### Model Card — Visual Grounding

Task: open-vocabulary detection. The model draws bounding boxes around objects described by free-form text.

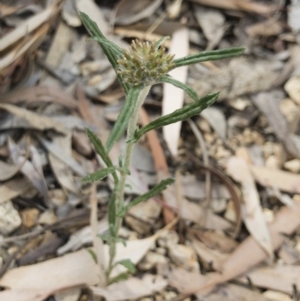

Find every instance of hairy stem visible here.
[107,85,151,282]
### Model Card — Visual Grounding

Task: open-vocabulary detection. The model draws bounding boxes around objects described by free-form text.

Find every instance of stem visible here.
[107,85,151,282]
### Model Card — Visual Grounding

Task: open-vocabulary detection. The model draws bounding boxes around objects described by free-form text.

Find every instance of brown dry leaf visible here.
[188,0,276,15]
[239,265,300,295]
[190,57,279,101]
[0,249,100,301]
[0,230,168,300]
[251,91,300,159]
[114,0,163,25]
[250,165,300,194]
[91,275,167,301]
[161,176,233,231]
[285,76,300,105]
[47,134,79,194]
[0,104,67,134]
[0,23,49,71]
[194,199,300,295]
[8,139,49,202]
[58,219,108,254]
[191,238,227,270]
[162,27,189,157]
[0,1,60,52]
[204,283,270,301]
[200,107,227,140]
[246,19,283,37]
[0,177,32,205]
[0,3,24,18]
[39,137,85,177]
[167,268,207,293]
[227,156,273,258]
[0,160,23,181]
[194,5,226,50]
[1,86,78,109]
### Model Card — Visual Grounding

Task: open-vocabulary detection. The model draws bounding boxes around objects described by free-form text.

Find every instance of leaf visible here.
[106,86,143,152]
[0,178,31,205]
[79,11,130,94]
[82,166,116,183]
[227,157,273,258]
[85,129,118,183]
[108,272,129,284]
[114,0,163,25]
[91,275,167,301]
[173,47,245,68]
[8,139,50,203]
[134,92,219,141]
[116,259,136,274]
[160,75,198,101]
[125,178,175,211]
[87,249,98,264]
[0,104,67,134]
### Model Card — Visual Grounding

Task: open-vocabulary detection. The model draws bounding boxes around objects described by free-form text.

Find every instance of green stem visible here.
[107,85,150,282]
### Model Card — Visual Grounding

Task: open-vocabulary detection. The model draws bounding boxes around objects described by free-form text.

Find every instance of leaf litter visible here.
[2,1,300,301]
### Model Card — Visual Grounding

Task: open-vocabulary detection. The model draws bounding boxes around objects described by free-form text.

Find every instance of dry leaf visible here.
[200,107,227,140]
[91,275,167,301]
[0,104,67,134]
[195,199,300,295]
[240,265,300,295]
[0,86,78,109]
[0,1,59,52]
[227,156,273,258]
[162,27,189,157]
[0,177,32,205]
[188,0,276,15]
[194,6,226,50]
[250,165,300,194]
[8,139,49,202]
[114,0,163,25]
[0,160,22,182]
[39,136,86,177]
[251,91,300,159]
[0,249,100,301]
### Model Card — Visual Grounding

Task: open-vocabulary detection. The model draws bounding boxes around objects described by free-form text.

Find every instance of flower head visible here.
[117,39,175,87]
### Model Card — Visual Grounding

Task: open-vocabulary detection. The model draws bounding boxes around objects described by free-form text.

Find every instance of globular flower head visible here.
[117,39,175,87]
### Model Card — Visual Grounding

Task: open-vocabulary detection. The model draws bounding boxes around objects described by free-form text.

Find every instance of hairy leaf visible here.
[86,129,118,184]
[173,47,245,68]
[117,259,136,274]
[159,75,198,101]
[106,86,143,152]
[79,11,130,94]
[134,93,219,141]
[82,166,116,183]
[126,178,175,211]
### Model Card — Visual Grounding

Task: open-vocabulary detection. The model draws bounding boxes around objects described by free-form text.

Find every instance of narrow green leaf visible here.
[159,75,198,101]
[117,259,136,274]
[82,166,115,183]
[173,47,245,68]
[87,249,98,263]
[109,223,117,238]
[92,36,123,57]
[105,86,142,152]
[134,92,219,141]
[85,129,118,184]
[79,11,130,94]
[108,272,129,284]
[155,36,170,50]
[126,178,175,211]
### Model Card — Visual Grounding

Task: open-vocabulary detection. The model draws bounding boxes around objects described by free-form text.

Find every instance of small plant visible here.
[80,12,244,285]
